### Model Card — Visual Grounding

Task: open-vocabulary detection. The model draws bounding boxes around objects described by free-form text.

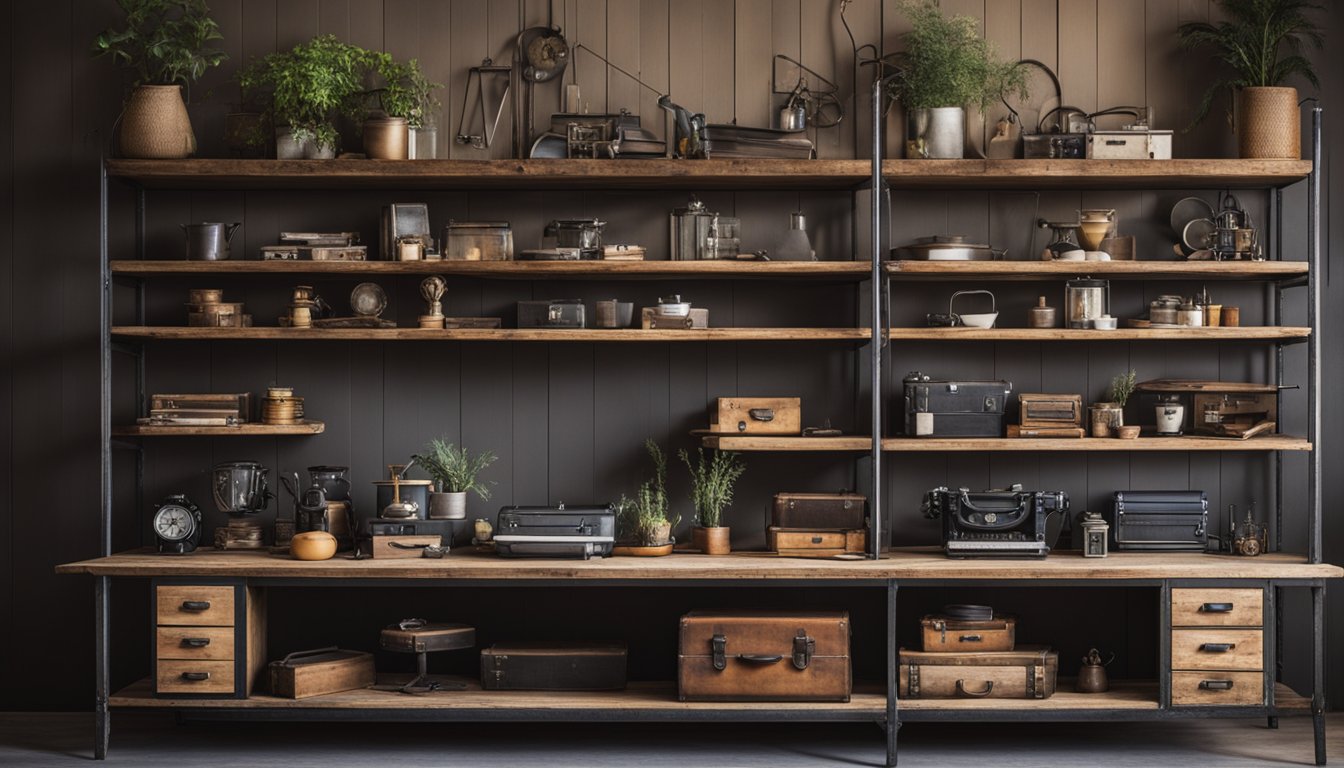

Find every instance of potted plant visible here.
[1108,370,1140,439]
[889,0,1028,159]
[678,447,746,555]
[1179,0,1323,159]
[238,35,374,159]
[361,55,441,159]
[91,0,226,159]
[413,439,496,520]
[614,441,678,555]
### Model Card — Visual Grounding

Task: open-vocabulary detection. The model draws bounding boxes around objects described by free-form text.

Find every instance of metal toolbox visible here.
[494,504,616,559]
[903,373,1011,437]
[480,642,627,690]
[1108,490,1208,551]
[898,646,1058,700]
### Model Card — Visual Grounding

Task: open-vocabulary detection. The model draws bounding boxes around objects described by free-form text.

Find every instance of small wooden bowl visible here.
[1116,425,1142,439]
[290,531,338,561]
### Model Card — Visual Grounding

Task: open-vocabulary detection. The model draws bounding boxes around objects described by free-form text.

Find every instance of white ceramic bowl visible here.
[958,312,998,329]
[1094,315,1118,331]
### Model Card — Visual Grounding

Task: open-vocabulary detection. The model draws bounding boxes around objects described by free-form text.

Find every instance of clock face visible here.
[154,505,196,541]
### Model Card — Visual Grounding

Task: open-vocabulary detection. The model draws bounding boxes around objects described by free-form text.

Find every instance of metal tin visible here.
[670,196,740,260]
[1027,296,1057,328]
[1064,279,1110,329]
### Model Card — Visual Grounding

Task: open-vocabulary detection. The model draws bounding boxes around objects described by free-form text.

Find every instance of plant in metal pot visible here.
[1108,369,1141,438]
[359,54,441,159]
[91,0,226,159]
[678,447,745,555]
[1178,0,1323,158]
[888,0,1028,159]
[413,439,496,520]
[615,440,677,550]
[238,35,375,158]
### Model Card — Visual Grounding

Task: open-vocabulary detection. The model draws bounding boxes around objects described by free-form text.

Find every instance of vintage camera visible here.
[922,485,1067,559]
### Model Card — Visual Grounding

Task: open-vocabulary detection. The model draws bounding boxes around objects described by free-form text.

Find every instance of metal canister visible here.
[1177,300,1203,327]
[1150,295,1182,325]
[670,196,713,260]
[1027,296,1057,328]
[1064,279,1110,329]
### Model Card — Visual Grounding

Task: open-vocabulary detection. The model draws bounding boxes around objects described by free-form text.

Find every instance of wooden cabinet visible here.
[151,581,266,699]
[1169,587,1266,708]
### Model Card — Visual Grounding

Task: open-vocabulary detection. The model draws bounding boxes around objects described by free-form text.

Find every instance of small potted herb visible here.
[889,0,1027,159]
[1090,370,1136,438]
[238,35,374,158]
[1179,0,1323,159]
[614,440,678,555]
[413,439,496,520]
[678,447,746,555]
[1109,370,1140,439]
[91,0,227,159]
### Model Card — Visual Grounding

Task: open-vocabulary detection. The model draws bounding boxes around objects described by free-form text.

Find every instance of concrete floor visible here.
[0,713,1338,767]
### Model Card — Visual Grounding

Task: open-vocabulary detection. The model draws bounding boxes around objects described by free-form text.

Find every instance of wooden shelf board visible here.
[55,547,1344,581]
[888,327,1310,342]
[113,421,325,436]
[110,260,874,280]
[111,326,870,343]
[106,158,872,191]
[882,159,1312,190]
[702,435,1311,452]
[887,260,1309,281]
[898,681,1158,711]
[108,677,885,716]
[105,158,1312,191]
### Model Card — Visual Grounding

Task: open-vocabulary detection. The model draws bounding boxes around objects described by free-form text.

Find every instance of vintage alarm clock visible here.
[153,494,203,554]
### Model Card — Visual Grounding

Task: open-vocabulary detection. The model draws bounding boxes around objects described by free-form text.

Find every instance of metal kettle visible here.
[182,222,241,261]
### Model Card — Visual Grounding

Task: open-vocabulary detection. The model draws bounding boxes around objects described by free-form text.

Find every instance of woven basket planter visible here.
[119,85,196,159]
[1236,86,1300,160]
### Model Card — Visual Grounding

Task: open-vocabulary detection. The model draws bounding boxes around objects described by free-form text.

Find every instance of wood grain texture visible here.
[111,327,872,342]
[56,548,1344,580]
[701,435,1311,452]
[111,260,875,278]
[155,626,235,661]
[155,660,236,695]
[113,421,326,436]
[1170,628,1264,671]
[156,586,235,626]
[1170,670,1265,707]
[887,261,1308,280]
[885,327,1310,341]
[1171,588,1265,627]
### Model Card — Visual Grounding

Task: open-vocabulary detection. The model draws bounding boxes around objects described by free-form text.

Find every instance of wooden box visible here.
[920,615,1016,653]
[678,611,850,702]
[898,646,1058,699]
[369,534,441,559]
[152,580,265,699]
[710,397,801,435]
[268,648,375,699]
[1018,393,1082,428]
[767,527,866,558]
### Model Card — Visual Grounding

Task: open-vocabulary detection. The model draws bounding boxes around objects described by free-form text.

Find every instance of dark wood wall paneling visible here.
[1,0,1340,710]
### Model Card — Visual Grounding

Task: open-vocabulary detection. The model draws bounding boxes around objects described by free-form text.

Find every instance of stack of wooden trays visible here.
[186,288,251,327]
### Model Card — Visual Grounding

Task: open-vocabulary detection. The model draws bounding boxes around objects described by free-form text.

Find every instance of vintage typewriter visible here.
[493,504,616,559]
[922,485,1068,559]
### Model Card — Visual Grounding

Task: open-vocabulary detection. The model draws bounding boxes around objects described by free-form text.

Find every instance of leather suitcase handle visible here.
[180,672,211,682]
[955,680,994,698]
[180,600,211,612]
[1199,643,1236,653]
[737,654,784,665]
[181,637,211,648]
[1199,679,1235,691]
[1200,602,1234,613]
[958,634,983,643]
[748,408,775,422]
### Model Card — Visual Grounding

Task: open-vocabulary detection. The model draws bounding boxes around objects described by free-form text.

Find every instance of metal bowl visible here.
[350,282,387,318]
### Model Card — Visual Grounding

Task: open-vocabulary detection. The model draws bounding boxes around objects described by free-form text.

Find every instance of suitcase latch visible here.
[792,630,815,670]
[711,634,727,671]
[908,664,920,697]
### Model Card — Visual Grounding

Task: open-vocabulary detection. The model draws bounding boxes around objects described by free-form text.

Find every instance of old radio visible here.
[904,373,1011,437]
[1107,490,1208,551]
[922,485,1066,559]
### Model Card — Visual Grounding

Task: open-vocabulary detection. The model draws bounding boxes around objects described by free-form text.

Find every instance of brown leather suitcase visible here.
[771,492,867,529]
[480,642,627,691]
[678,611,850,702]
[898,646,1058,700]
[767,527,866,558]
[920,614,1016,652]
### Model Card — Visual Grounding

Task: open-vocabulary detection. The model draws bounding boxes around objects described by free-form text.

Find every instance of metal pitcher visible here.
[183,222,241,261]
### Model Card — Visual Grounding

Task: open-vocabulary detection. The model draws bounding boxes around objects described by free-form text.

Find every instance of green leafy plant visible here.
[1108,369,1138,407]
[366,55,441,129]
[91,0,226,88]
[1178,0,1323,127]
[678,448,746,529]
[413,439,496,499]
[616,440,678,546]
[238,35,377,150]
[888,0,1028,111]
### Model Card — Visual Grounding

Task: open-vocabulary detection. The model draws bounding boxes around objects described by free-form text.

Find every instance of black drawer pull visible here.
[958,635,983,643]
[1199,679,1234,691]
[180,672,211,682]
[1199,602,1234,613]
[737,654,784,665]
[748,408,775,422]
[1199,643,1236,653]
[181,638,211,648]
[955,680,994,698]
[180,600,211,612]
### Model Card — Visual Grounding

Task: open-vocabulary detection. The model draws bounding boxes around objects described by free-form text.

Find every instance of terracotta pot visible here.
[364,115,409,159]
[119,85,196,159]
[692,526,731,555]
[1236,87,1300,159]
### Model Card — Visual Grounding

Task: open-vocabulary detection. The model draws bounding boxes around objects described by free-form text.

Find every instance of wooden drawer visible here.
[155,660,235,695]
[1171,588,1263,627]
[157,586,234,626]
[1171,629,1263,671]
[156,626,235,661]
[1171,670,1265,707]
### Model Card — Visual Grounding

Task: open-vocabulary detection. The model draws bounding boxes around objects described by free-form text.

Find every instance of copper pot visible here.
[692,526,731,555]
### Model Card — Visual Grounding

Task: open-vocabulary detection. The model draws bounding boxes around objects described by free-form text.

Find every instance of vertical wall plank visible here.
[983,0,1021,152]
[448,0,489,159]
[346,0,385,52]
[415,0,452,159]
[241,0,278,62]
[1095,0,1146,128]
[485,0,522,159]
[638,0,670,144]
[882,0,913,157]
[701,0,736,122]
[668,0,705,118]
[276,0,321,49]
[941,0,985,157]
[575,0,609,114]
[1057,0,1098,114]
[735,0,774,129]
[606,0,641,118]
[318,0,351,39]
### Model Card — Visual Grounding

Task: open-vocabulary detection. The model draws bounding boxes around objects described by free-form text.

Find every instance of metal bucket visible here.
[906,107,965,159]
